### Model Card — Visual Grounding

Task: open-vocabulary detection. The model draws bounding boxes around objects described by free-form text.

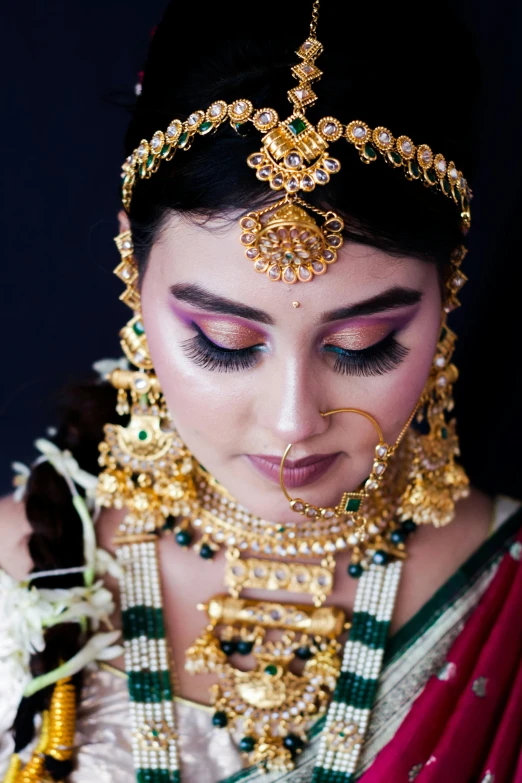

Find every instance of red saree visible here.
[360,519,522,783]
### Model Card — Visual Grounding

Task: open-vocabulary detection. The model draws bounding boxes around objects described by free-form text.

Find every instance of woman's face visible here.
[139,212,442,523]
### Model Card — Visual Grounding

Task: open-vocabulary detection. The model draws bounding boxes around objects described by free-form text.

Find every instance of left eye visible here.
[181,326,263,372]
[322,333,409,376]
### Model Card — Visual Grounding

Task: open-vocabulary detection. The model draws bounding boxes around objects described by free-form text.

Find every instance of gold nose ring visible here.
[279,408,390,520]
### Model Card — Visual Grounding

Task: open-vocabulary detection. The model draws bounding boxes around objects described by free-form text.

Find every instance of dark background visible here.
[2,1,521,497]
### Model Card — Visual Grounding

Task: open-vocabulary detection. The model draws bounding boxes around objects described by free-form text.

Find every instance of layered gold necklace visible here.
[96,376,420,778]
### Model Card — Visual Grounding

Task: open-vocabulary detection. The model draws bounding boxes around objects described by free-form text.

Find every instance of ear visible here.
[118,210,131,234]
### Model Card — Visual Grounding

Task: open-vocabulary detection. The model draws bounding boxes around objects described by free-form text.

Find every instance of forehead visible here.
[144,212,436,316]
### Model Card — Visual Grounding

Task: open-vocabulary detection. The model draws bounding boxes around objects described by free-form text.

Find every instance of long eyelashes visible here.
[181,326,262,372]
[322,333,409,376]
[182,325,409,376]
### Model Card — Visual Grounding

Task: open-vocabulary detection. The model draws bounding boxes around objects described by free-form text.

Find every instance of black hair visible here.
[125,0,480,278]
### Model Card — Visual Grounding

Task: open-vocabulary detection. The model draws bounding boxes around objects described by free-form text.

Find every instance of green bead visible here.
[401,519,417,534]
[288,117,307,136]
[237,640,254,655]
[212,711,228,727]
[264,664,278,676]
[345,497,361,513]
[133,320,145,335]
[198,121,213,134]
[348,562,363,578]
[441,426,448,440]
[175,529,192,547]
[372,549,389,566]
[199,543,214,559]
[138,430,148,441]
[363,143,377,160]
[220,640,237,656]
[295,645,313,660]
[239,736,256,752]
[178,132,189,148]
[283,733,304,752]
[390,530,405,545]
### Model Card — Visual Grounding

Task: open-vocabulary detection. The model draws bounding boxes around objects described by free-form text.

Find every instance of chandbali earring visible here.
[97,232,197,535]
[398,245,470,527]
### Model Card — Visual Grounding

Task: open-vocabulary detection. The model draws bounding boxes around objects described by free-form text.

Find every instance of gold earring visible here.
[96,232,197,539]
[398,247,470,528]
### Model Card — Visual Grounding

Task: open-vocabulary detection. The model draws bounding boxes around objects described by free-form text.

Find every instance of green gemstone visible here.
[212,711,228,728]
[409,160,421,179]
[364,143,377,160]
[264,664,278,676]
[278,526,285,533]
[288,117,307,136]
[339,732,345,738]
[441,426,448,440]
[285,252,294,260]
[133,320,145,335]
[345,497,361,513]
[388,150,402,166]
[440,327,448,341]
[139,163,147,178]
[178,132,189,148]
[442,178,451,195]
[237,640,254,655]
[199,543,214,560]
[146,154,154,170]
[198,121,213,134]
[426,169,437,185]
[160,143,171,158]
[239,736,256,752]
[138,430,148,441]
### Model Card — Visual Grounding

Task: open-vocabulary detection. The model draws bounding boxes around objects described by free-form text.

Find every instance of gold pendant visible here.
[186,594,346,772]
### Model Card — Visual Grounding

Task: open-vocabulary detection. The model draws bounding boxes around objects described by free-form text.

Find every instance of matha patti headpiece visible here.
[121,0,471,284]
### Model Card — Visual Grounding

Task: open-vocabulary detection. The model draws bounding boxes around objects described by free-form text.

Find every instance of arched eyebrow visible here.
[169,283,275,324]
[169,283,422,325]
[320,287,423,322]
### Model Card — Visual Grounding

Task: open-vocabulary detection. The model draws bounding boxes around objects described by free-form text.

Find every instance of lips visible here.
[246,452,341,488]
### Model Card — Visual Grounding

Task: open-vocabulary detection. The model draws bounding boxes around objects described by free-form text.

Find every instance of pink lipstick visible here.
[246,453,340,488]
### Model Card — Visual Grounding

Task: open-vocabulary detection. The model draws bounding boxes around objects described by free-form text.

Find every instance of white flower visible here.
[0,570,53,667]
[11,461,30,502]
[95,547,123,580]
[92,357,129,380]
[39,580,115,631]
[23,631,123,698]
[34,438,98,501]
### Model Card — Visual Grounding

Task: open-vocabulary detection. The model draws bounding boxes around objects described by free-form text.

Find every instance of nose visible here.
[261,355,329,446]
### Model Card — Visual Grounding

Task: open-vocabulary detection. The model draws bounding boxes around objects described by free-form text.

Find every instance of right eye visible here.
[181,325,264,373]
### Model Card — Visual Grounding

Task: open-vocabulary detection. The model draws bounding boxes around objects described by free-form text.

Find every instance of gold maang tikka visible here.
[120,0,471,286]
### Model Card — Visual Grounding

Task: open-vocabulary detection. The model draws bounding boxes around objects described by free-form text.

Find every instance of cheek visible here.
[358,303,441,444]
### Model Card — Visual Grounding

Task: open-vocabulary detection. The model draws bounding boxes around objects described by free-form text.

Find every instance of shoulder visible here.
[0,494,33,580]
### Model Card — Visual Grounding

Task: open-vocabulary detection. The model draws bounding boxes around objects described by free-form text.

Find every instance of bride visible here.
[1,1,521,782]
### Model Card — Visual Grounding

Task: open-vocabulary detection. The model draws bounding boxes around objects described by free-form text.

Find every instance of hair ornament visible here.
[121,0,471,285]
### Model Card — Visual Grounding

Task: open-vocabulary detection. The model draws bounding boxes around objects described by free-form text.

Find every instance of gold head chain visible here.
[119,0,471,285]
